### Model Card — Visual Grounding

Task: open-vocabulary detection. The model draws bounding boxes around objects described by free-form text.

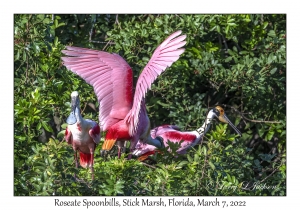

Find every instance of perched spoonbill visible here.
[62,30,186,158]
[64,91,101,180]
[133,106,242,160]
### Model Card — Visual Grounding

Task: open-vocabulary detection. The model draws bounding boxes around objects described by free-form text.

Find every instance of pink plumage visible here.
[125,31,186,136]
[62,49,133,131]
[62,31,186,158]
[133,125,203,161]
[64,91,101,180]
[65,121,100,179]
[133,106,243,160]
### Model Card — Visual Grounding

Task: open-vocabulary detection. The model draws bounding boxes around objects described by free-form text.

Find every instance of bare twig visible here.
[81,102,87,115]
[102,40,114,51]
[136,180,151,194]
[89,15,99,43]
[75,176,92,187]
[89,40,115,45]
[200,154,208,180]
[25,52,29,83]
[115,14,122,30]
[45,76,54,85]
[14,60,26,72]
[141,162,156,169]
[89,29,94,42]
[223,104,282,124]
[260,159,285,183]
[208,80,223,91]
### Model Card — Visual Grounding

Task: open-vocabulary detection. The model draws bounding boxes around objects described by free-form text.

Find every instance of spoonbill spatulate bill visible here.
[62,30,186,158]
[133,106,242,161]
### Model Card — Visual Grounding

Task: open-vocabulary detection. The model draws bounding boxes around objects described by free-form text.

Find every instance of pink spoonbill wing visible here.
[62,47,134,131]
[125,30,186,136]
[62,30,186,137]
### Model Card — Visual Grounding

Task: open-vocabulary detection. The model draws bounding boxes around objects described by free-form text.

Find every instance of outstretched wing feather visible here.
[62,47,133,131]
[126,31,186,135]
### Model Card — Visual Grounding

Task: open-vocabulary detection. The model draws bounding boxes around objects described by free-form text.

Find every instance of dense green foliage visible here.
[14,14,286,196]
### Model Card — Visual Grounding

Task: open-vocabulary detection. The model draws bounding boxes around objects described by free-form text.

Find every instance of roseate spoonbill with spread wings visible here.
[64,91,101,180]
[133,106,242,161]
[62,30,186,158]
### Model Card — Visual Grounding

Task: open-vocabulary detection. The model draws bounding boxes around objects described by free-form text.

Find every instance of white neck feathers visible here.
[196,109,215,135]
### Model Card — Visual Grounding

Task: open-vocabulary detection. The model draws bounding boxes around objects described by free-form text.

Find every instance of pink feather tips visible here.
[159,30,183,48]
[128,30,187,136]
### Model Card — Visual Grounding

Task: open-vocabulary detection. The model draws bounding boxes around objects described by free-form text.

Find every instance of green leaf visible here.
[225,25,229,34]
[194,153,199,162]
[254,159,261,167]
[54,19,58,28]
[270,68,277,74]
[15,26,19,35]
[57,130,66,139]
[216,25,220,33]
[187,154,193,162]
[227,23,237,26]
[208,161,215,170]
[54,36,58,47]
[177,161,188,168]
[226,173,232,182]
[31,145,38,154]
[268,30,276,37]
[37,14,45,20]
[15,50,20,60]
[22,51,26,61]
[41,121,53,132]
[231,176,236,184]
[43,18,50,24]
[202,146,207,156]
[266,130,275,141]
[61,123,68,129]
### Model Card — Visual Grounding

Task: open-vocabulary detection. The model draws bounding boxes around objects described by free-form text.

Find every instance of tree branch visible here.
[141,162,156,169]
[260,159,285,183]
[81,102,87,115]
[115,14,122,30]
[223,104,282,124]
[102,40,115,51]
